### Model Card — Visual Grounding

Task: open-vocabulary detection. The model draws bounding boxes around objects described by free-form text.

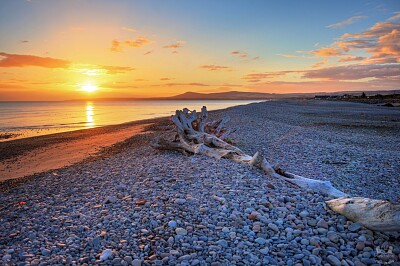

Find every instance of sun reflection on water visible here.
[86,102,95,128]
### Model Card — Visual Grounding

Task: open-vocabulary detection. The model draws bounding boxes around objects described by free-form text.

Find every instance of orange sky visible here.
[0,1,399,100]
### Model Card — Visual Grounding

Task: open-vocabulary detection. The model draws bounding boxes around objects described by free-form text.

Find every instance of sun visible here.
[81,84,98,93]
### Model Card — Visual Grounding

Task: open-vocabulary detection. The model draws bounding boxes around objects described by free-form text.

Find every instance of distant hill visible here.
[66,90,400,102]
[169,91,290,100]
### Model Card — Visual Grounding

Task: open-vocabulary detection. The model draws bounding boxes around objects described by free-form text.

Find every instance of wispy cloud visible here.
[199,65,233,71]
[312,58,328,68]
[242,71,294,82]
[111,37,153,52]
[338,55,366,62]
[326,15,368,29]
[388,11,400,21]
[163,41,185,49]
[160,77,174,81]
[310,47,343,57]
[304,64,400,80]
[144,50,153,55]
[121,27,136,32]
[153,82,209,87]
[20,40,29,43]
[0,52,70,68]
[0,52,135,76]
[231,50,248,58]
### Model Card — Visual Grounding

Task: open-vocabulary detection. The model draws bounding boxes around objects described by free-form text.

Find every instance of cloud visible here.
[0,52,70,68]
[111,37,153,52]
[20,40,29,43]
[242,71,294,82]
[100,65,135,74]
[199,65,233,71]
[338,55,366,62]
[160,77,174,81]
[153,82,209,87]
[144,50,153,55]
[310,47,343,57]
[121,27,136,32]
[312,58,328,68]
[303,64,400,80]
[163,41,185,49]
[326,15,368,29]
[388,12,400,21]
[230,50,248,58]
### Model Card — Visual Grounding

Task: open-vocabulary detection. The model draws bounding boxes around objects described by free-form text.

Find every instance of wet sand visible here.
[0,117,171,183]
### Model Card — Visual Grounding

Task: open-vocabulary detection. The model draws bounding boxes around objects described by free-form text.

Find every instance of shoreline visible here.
[1,99,399,265]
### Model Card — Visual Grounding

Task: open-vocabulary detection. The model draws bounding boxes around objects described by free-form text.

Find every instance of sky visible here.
[0,0,399,101]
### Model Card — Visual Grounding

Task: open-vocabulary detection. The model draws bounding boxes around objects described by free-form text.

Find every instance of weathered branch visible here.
[151,106,398,231]
[326,197,400,231]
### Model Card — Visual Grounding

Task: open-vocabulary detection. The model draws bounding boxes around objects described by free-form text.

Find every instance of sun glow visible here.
[81,84,98,93]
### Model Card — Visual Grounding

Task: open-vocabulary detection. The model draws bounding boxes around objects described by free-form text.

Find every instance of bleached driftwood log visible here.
[151,106,399,231]
[326,197,400,231]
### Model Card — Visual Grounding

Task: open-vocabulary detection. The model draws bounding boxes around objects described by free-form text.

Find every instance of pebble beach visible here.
[1,100,399,266]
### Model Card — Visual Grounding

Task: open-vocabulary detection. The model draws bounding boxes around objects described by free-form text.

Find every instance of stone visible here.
[168,221,177,228]
[132,259,142,266]
[348,222,361,232]
[105,196,117,204]
[299,211,309,218]
[222,227,230,233]
[316,219,328,229]
[326,255,341,266]
[175,228,188,236]
[260,248,269,255]
[268,223,279,232]
[255,237,267,245]
[356,242,365,251]
[41,249,51,256]
[100,249,113,261]
[174,198,187,204]
[216,240,228,248]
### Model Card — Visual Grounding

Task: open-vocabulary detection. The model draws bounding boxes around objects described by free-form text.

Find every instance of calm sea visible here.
[0,100,261,141]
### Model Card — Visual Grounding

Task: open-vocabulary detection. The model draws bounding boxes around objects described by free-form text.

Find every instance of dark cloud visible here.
[0,52,70,68]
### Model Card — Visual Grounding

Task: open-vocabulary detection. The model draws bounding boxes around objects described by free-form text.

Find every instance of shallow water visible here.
[0,100,262,141]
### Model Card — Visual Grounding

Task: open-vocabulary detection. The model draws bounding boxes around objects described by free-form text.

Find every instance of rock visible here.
[316,219,328,229]
[260,248,269,255]
[174,198,187,204]
[248,211,260,220]
[2,255,11,261]
[255,237,267,245]
[299,211,309,218]
[356,242,365,251]
[168,221,177,228]
[222,227,230,233]
[348,222,361,232]
[268,223,279,232]
[216,240,228,248]
[100,249,113,261]
[301,239,310,245]
[153,177,162,182]
[267,183,275,189]
[175,228,188,236]
[132,259,142,266]
[326,255,341,266]
[134,200,147,205]
[41,249,51,256]
[105,196,117,204]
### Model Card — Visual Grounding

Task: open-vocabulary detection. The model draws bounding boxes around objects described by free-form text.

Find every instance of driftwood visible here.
[326,197,400,231]
[151,106,400,231]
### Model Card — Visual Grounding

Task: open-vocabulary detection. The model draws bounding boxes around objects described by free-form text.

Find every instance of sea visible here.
[0,100,262,141]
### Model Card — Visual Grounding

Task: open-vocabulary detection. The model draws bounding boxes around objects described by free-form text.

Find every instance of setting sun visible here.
[81,84,98,93]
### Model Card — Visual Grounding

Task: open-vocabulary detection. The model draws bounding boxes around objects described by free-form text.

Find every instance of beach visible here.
[1,100,399,265]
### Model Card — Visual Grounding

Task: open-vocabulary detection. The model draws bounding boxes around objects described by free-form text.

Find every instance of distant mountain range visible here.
[68,90,400,101]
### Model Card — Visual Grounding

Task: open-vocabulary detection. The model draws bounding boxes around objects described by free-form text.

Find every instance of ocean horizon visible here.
[0,100,262,141]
